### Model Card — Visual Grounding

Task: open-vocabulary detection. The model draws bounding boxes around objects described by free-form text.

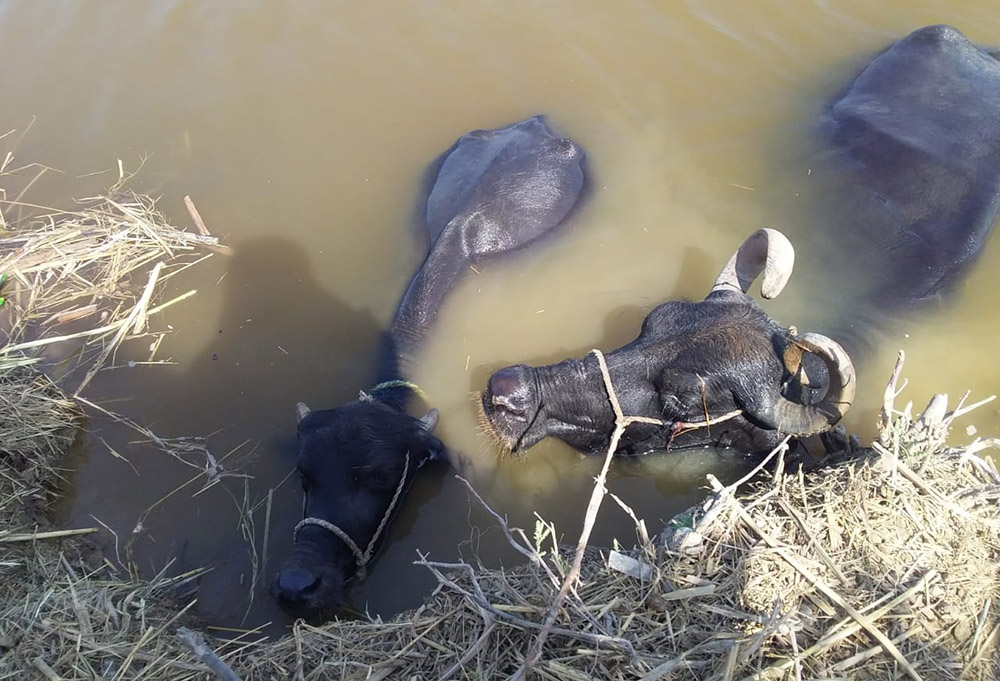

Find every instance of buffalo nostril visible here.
[492,393,525,415]
[487,366,531,417]
[277,568,320,599]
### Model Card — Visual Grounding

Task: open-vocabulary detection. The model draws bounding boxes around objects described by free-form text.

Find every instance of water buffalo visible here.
[482,228,855,456]
[827,25,1000,307]
[271,116,586,615]
[812,24,1000,356]
[482,24,1000,458]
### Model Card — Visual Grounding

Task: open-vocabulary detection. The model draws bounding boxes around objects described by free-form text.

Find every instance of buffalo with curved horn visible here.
[272,115,586,616]
[799,25,1000,358]
[482,228,855,457]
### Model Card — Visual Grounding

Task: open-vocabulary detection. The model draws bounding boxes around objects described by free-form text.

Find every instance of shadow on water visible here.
[171,236,388,631]
[57,119,601,638]
[56,236,440,635]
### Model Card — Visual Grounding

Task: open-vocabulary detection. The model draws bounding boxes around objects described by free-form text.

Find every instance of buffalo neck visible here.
[383,224,468,380]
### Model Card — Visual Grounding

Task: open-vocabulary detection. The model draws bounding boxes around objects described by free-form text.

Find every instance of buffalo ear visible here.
[422,431,446,461]
[415,408,444,460]
[416,422,446,460]
[296,402,336,438]
[418,408,440,432]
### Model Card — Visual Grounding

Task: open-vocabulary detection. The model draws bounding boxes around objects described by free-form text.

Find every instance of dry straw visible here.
[221,352,1000,681]
[0,142,231,679]
[1,139,999,679]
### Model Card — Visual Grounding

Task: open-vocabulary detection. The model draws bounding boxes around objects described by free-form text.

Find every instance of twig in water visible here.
[0,289,197,357]
[722,434,791,494]
[184,195,211,236]
[511,348,651,678]
[879,350,907,442]
[455,475,540,565]
[73,261,163,396]
[950,394,997,420]
[0,527,98,543]
[457,475,593,624]
[177,627,244,681]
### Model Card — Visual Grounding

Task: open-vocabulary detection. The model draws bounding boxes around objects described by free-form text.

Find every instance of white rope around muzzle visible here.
[293,451,411,581]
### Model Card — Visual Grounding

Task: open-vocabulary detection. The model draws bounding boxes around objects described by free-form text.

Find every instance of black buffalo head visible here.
[481,229,856,457]
[271,386,443,615]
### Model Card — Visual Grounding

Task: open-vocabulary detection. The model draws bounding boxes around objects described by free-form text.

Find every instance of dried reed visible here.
[0,155,227,396]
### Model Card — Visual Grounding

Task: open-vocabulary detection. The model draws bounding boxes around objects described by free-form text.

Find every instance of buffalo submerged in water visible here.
[271,116,586,616]
[483,228,856,456]
[481,25,1000,458]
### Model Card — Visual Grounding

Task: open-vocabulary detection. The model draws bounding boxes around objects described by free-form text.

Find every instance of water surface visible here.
[2,0,999,634]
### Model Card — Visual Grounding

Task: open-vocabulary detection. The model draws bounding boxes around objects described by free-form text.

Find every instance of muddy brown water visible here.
[3,1,1000,636]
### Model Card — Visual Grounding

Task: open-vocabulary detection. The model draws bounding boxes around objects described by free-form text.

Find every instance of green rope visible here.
[370,379,427,400]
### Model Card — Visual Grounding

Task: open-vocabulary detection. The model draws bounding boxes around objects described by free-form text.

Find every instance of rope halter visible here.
[293,452,411,581]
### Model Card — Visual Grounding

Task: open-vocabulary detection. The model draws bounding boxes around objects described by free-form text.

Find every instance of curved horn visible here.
[711,228,795,299]
[748,332,856,436]
[295,402,312,424]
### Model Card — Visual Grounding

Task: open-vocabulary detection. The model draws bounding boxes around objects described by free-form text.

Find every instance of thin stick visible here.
[0,528,98,543]
[261,488,274,580]
[724,434,790,492]
[456,475,539,565]
[74,261,163,396]
[184,195,211,236]
[513,348,644,678]
[294,620,305,681]
[879,350,906,440]
[950,394,997,420]
[177,627,244,681]
[828,629,918,674]
[671,409,743,439]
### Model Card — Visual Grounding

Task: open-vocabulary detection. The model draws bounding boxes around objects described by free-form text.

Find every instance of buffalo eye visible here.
[299,470,310,492]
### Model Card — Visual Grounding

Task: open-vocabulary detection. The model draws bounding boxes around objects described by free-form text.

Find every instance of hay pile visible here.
[1,150,999,680]
[649,365,1000,680]
[0,151,233,679]
[0,155,226,394]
